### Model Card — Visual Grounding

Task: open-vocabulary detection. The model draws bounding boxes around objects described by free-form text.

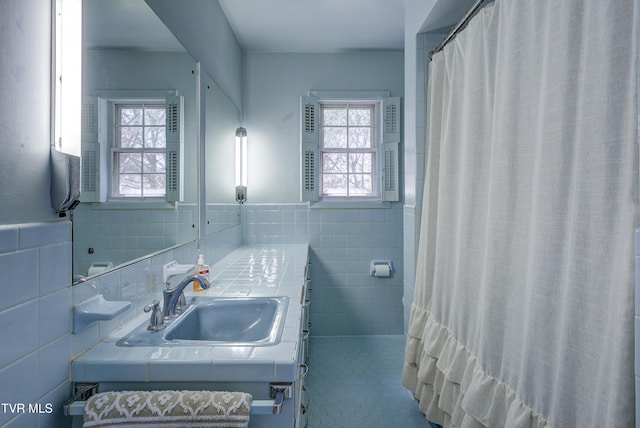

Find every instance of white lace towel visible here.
[83,390,252,428]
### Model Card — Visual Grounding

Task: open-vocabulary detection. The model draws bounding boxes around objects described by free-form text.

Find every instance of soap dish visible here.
[73,294,131,333]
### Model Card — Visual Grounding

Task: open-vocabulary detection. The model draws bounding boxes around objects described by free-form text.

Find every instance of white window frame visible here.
[110,100,167,201]
[300,91,400,208]
[319,101,380,200]
[80,90,184,208]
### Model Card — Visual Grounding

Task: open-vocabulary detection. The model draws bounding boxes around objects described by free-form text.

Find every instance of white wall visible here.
[242,51,404,203]
[403,0,437,208]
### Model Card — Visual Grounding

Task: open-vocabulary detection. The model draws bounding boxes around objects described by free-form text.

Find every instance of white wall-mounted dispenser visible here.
[51,147,80,217]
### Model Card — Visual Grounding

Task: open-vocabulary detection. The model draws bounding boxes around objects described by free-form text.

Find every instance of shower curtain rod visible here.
[429,0,488,59]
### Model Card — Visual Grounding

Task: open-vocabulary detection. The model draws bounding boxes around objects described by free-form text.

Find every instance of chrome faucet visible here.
[162,274,210,318]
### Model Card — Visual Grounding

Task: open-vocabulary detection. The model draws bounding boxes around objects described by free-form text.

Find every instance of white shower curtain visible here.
[403,1,638,427]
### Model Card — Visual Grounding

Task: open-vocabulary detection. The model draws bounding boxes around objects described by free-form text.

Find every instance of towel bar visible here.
[64,398,278,416]
[63,383,294,417]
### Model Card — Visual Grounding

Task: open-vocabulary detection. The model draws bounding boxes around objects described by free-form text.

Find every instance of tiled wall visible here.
[72,203,199,278]
[205,204,241,235]
[73,203,241,278]
[0,221,242,428]
[242,204,309,245]
[1,203,400,426]
[71,225,243,358]
[243,203,404,335]
[0,222,73,428]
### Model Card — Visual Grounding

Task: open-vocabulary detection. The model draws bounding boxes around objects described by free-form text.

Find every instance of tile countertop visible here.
[71,244,309,384]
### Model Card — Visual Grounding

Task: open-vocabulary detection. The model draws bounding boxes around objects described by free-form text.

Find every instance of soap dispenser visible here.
[194,253,210,291]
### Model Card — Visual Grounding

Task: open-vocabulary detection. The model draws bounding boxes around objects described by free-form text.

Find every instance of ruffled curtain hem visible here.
[402,304,550,428]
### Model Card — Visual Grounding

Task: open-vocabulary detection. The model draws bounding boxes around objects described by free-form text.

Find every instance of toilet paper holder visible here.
[370,260,393,277]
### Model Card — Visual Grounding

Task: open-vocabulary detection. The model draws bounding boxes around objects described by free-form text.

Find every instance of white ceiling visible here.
[218,0,405,52]
[83,0,184,51]
[84,0,472,54]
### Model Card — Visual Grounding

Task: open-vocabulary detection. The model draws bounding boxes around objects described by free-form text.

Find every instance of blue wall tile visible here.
[0,301,38,368]
[0,249,39,311]
[243,203,404,335]
[39,242,72,296]
[0,227,18,254]
[0,352,39,426]
[38,288,71,346]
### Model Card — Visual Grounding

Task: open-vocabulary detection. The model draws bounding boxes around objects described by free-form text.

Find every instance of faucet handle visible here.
[143,299,160,312]
[143,299,165,331]
[175,292,188,313]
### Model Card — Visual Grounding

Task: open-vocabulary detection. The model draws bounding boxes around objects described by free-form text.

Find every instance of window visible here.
[300,93,400,205]
[80,93,183,204]
[111,102,167,198]
[320,103,378,198]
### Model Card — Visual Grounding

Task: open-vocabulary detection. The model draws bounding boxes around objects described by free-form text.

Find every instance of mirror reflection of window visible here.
[112,101,167,198]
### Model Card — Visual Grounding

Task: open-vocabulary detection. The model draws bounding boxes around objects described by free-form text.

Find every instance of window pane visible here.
[143,153,166,173]
[118,153,142,173]
[143,174,166,196]
[348,108,371,126]
[120,127,143,148]
[348,153,373,173]
[323,153,347,173]
[118,174,142,196]
[349,174,373,195]
[120,107,143,126]
[112,101,169,199]
[144,127,166,148]
[323,108,347,126]
[322,174,347,196]
[144,107,165,126]
[323,127,347,148]
[348,127,372,148]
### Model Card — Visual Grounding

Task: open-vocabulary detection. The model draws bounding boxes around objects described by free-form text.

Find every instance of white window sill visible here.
[308,200,391,209]
[88,200,177,210]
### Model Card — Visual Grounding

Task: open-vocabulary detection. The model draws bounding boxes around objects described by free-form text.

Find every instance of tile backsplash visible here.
[242,203,404,335]
[72,203,199,278]
[71,225,243,357]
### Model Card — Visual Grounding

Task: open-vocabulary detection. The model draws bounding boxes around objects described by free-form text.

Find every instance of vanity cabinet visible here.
[70,244,310,428]
[294,265,311,428]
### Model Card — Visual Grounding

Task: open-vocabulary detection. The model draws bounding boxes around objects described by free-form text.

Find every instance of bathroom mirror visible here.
[72,0,237,279]
[204,73,242,234]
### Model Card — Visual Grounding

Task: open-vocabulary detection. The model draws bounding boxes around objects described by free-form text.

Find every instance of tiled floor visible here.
[305,335,435,428]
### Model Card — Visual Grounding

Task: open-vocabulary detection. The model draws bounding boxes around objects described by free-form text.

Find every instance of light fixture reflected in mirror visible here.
[235,127,247,204]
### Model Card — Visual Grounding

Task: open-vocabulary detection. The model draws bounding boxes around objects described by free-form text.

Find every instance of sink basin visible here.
[116,296,289,347]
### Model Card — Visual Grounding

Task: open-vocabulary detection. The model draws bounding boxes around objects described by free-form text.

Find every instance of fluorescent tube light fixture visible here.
[235,127,247,204]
